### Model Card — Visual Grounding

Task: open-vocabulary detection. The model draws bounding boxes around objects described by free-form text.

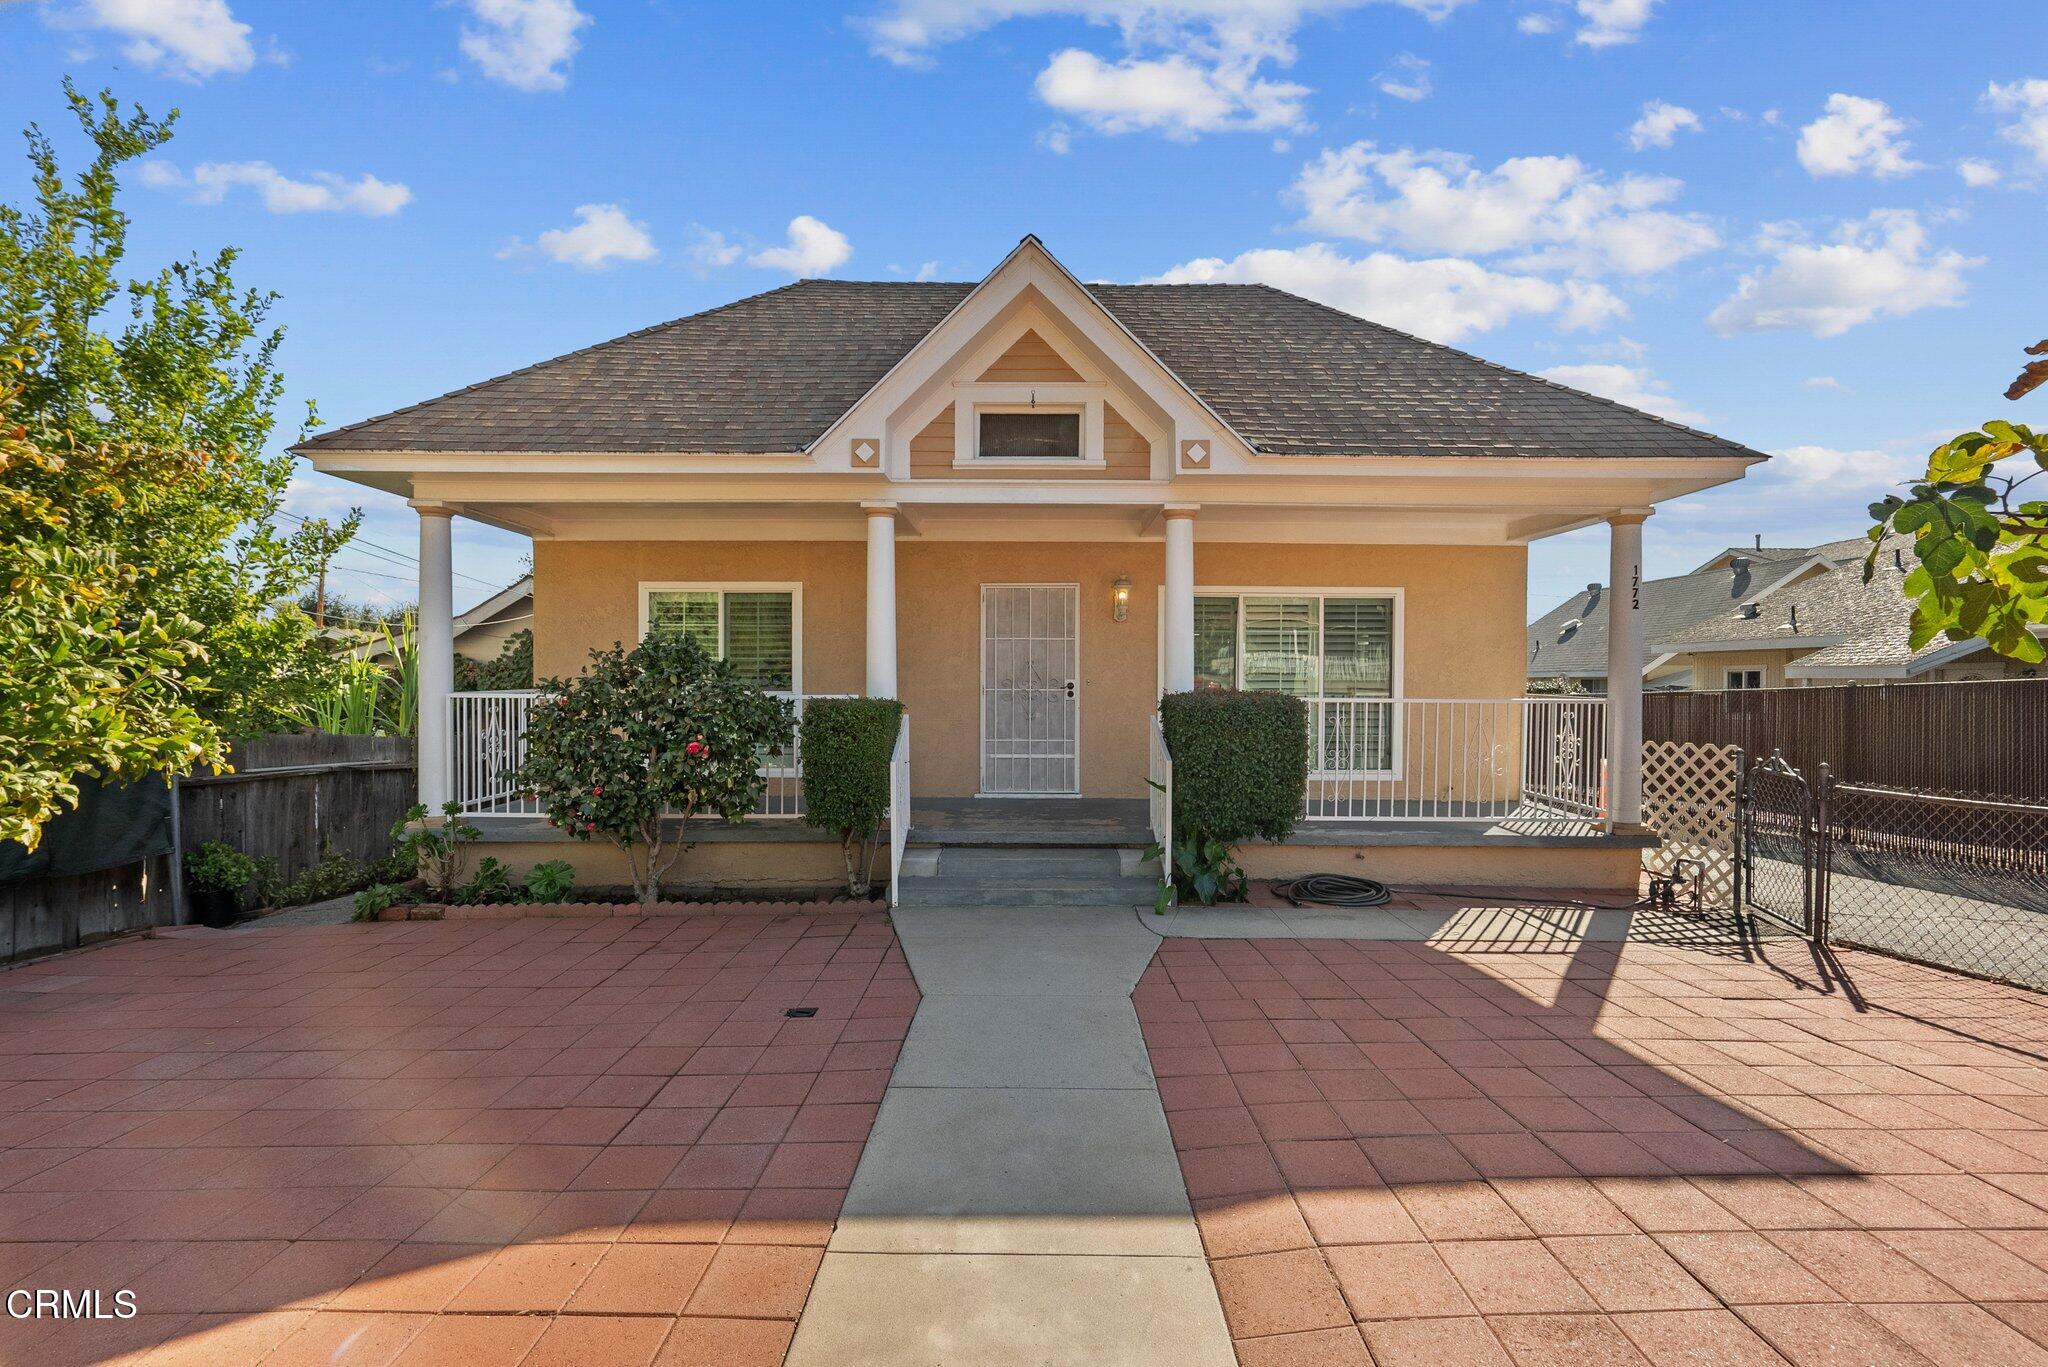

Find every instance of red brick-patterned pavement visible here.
[0,909,913,1366]
[1136,919,2048,1367]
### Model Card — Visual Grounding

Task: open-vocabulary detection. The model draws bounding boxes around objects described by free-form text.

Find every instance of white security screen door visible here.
[980,584,1080,795]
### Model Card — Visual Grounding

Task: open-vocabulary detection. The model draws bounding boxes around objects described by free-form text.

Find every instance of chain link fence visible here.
[1737,752,2048,991]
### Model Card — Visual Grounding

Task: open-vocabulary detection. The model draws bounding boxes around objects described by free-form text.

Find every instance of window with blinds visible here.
[1191,593,1395,702]
[644,589,795,691]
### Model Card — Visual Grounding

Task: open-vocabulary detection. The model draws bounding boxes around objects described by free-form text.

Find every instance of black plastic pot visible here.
[189,886,242,929]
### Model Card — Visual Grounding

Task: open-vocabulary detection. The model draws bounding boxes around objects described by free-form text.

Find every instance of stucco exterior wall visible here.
[467,834,847,891]
[532,538,1529,799]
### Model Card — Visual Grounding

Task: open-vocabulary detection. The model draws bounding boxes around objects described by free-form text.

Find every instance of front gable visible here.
[813,237,1252,480]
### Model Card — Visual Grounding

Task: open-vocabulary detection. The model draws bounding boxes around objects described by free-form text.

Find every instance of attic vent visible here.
[1729,556,1752,574]
[1788,604,1800,632]
[1559,618,1582,640]
[1738,602,1760,619]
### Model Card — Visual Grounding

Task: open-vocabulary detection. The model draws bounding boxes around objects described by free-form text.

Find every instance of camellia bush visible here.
[1155,688,1309,906]
[800,696,904,898]
[515,632,793,903]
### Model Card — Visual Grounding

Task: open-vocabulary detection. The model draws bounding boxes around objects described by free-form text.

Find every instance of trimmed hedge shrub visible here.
[1160,688,1308,843]
[801,696,905,897]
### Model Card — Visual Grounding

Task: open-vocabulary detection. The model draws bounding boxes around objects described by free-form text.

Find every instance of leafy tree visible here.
[516,633,792,903]
[1,82,346,737]
[1867,417,2048,666]
[0,355,228,848]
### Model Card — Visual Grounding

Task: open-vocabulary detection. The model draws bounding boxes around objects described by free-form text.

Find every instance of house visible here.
[354,575,533,666]
[1528,533,2045,692]
[296,236,1765,894]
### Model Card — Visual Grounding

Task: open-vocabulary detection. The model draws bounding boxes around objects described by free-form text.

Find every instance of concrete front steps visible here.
[894,845,1161,908]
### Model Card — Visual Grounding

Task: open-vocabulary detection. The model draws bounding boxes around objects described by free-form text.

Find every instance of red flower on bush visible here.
[685,741,704,756]
[592,785,603,796]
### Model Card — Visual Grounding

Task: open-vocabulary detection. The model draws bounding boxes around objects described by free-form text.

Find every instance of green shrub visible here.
[514,632,793,903]
[1157,689,1307,904]
[457,856,515,905]
[799,697,904,897]
[353,883,397,921]
[392,801,483,903]
[186,840,256,894]
[523,859,576,903]
[1160,689,1308,841]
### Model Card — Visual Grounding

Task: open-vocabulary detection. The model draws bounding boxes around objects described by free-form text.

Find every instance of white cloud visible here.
[139,160,411,216]
[1803,376,1845,390]
[1035,48,1308,137]
[459,0,590,92]
[1292,142,1718,277]
[861,1,1473,141]
[1628,100,1700,151]
[913,260,943,281]
[1796,93,1925,179]
[1707,209,1977,338]
[861,0,1472,66]
[1145,243,1625,345]
[1519,0,1654,47]
[58,0,256,81]
[1767,444,1920,495]
[748,216,852,277]
[1536,362,1703,425]
[1955,158,2001,188]
[1572,0,1654,48]
[1986,79,2048,170]
[685,228,744,273]
[1374,53,1431,102]
[502,203,657,269]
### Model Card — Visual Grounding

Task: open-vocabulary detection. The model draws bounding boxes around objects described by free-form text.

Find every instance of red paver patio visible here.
[0,909,913,1366]
[1136,916,2048,1367]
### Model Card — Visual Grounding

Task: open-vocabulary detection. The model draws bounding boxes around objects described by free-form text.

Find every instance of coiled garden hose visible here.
[1273,873,1393,908]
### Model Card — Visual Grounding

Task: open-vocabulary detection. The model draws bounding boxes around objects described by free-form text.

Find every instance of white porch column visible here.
[1605,510,1650,829]
[1163,507,1197,693]
[865,505,898,698]
[415,503,455,811]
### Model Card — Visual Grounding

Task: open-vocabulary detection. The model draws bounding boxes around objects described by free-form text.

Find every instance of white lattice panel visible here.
[1642,741,1741,909]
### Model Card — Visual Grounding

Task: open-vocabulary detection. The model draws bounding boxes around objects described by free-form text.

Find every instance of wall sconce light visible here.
[1112,575,1131,623]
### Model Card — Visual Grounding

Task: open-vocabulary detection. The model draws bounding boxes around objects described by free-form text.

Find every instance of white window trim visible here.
[1162,586,1407,779]
[952,383,1108,469]
[962,401,1100,468]
[637,582,804,696]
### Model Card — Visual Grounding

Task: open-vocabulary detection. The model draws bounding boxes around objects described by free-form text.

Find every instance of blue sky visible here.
[4,0,2044,616]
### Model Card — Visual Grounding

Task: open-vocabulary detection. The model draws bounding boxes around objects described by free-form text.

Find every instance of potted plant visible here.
[185,840,256,927]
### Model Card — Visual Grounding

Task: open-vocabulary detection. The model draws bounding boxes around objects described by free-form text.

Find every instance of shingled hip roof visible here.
[293,278,1766,463]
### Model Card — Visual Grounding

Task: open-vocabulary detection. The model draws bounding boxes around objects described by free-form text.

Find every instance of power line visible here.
[277,509,500,590]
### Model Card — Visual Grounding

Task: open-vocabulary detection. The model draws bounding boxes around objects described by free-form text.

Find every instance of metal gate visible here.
[980,584,1080,796]
[1736,751,1828,938]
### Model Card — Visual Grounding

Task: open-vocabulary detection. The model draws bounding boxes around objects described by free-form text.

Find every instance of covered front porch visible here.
[401,489,1659,897]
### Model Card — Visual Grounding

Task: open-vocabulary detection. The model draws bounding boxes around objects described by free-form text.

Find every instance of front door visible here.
[980,583,1080,795]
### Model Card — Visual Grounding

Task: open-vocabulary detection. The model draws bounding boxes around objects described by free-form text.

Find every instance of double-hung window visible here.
[1192,592,1397,773]
[642,587,797,693]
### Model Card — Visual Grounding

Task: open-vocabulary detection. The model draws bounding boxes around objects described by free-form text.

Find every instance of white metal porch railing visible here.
[449,690,856,818]
[1301,696,1608,822]
[887,713,911,908]
[1148,711,1174,906]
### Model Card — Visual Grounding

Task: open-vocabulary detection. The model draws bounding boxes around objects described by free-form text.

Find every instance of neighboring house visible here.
[355,575,532,667]
[1528,534,2044,692]
[297,236,1765,892]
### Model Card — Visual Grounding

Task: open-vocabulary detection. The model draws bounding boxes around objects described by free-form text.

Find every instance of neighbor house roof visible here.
[293,279,1766,462]
[1526,555,1815,677]
[1528,534,1926,679]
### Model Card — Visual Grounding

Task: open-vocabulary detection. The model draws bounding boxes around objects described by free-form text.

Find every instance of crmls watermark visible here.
[7,1288,138,1320]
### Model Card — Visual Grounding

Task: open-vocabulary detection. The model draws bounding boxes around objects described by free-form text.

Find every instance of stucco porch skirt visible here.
[468,537,1641,895]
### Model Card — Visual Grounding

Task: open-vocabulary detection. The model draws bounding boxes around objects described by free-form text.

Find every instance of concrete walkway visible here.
[787,906,1235,1366]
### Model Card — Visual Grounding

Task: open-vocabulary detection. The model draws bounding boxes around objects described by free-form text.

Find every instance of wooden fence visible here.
[1,734,415,962]
[1644,677,2048,801]
[179,734,416,885]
